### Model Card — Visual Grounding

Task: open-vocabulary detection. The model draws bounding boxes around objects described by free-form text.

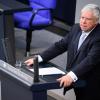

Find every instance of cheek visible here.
[80,19,84,24]
[87,23,92,27]
[86,23,96,31]
[87,22,94,27]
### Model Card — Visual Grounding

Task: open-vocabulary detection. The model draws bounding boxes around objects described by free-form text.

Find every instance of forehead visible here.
[81,10,95,18]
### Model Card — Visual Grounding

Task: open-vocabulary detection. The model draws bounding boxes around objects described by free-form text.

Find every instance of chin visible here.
[81,26,89,31]
[81,28,87,31]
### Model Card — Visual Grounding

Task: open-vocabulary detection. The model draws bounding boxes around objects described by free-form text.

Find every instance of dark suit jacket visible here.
[40,23,100,92]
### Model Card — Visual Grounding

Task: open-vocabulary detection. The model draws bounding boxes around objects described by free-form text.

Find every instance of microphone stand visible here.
[33,55,39,82]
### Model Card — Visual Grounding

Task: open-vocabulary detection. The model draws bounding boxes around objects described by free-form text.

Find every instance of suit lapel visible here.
[73,31,82,56]
[68,31,81,66]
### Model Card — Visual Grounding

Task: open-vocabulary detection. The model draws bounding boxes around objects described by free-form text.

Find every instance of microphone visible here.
[33,55,39,82]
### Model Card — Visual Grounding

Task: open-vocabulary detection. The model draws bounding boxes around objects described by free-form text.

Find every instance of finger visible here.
[60,80,64,87]
[63,81,68,87]
[57,78,63,87]
[57,77,62,81]
[27,63,31,66]
[24,60,29,64]
[24,61,29,65]
[24,61,31,66]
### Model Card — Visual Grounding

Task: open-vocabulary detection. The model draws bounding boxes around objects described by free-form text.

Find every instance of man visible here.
[25,4,100,100]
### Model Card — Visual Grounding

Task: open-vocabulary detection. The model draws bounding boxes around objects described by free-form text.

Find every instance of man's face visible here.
[80,10,97,32]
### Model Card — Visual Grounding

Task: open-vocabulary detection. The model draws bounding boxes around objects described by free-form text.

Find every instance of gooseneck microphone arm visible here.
[33,55,39,82]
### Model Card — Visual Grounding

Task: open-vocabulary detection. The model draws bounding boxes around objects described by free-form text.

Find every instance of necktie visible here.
[78,33,87,49]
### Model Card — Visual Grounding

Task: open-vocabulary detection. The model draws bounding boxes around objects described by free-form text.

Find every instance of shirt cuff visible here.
[67,71,78,82]
[38,55,43,62]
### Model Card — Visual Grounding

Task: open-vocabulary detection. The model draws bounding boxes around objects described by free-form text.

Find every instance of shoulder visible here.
[95,24,100,32]
[92,24,100,36]
[91,24,100,41]
[68,23,81,37]
[72,23,80,28]
[70,23,81,32]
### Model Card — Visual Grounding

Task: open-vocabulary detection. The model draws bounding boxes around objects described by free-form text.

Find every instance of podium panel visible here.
[0,60,64,100]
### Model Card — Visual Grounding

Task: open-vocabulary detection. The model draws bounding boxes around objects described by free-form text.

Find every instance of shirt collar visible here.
[82,31,90,36]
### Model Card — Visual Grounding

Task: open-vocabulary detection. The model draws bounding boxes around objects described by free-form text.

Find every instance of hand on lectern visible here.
[24,58,34,66]
[24,55,39,82]
[24,55,39,67]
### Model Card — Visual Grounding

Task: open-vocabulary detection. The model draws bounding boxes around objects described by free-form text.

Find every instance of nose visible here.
[82,18,86,23]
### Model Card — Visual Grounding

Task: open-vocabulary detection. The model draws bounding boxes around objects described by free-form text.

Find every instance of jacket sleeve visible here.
[40,24,80,62]
[39,34,69,62]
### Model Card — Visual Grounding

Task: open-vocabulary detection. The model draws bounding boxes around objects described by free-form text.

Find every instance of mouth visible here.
[81,24,87,28]
[80,25,88,31]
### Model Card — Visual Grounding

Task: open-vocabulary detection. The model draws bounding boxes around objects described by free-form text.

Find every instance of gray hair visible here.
[81,4,100,22]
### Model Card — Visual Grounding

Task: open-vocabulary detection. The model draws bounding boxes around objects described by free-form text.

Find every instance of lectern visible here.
[0,60,64,100]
